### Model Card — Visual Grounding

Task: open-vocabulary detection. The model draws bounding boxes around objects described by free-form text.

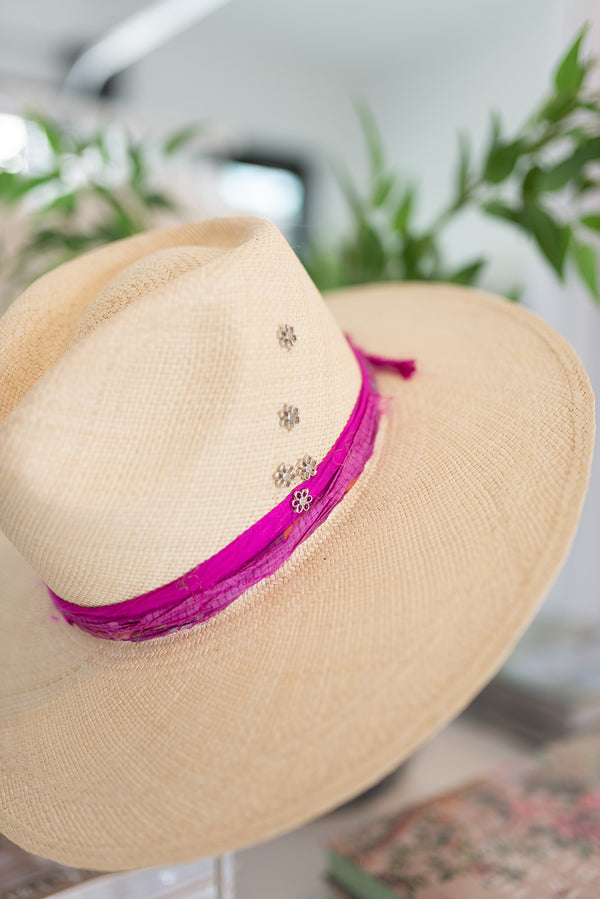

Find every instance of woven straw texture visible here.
[0,219,360,605]
[0,218,594,870]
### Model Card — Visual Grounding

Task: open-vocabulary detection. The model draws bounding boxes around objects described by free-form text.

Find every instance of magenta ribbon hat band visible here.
[48,341,415,641]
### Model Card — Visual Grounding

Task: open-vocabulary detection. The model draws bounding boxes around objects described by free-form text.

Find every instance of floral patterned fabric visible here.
[330,733,600,898]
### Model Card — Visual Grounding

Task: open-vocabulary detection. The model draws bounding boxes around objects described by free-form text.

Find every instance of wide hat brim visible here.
[0,281,594,870]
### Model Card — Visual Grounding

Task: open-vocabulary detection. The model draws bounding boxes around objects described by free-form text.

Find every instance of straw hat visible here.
[0,216,594,870]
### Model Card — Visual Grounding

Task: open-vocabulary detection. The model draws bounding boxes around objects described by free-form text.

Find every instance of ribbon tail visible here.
[364,353,417,379]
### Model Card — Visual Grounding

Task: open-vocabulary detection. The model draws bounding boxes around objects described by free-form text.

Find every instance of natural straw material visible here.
[0,217,594,870]
[0,219,360,606]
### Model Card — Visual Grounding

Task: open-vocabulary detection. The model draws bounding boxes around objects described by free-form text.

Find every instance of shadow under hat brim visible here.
[0,282,594,870]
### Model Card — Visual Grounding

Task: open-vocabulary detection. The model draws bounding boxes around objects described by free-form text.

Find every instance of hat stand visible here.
[215,853,235,898]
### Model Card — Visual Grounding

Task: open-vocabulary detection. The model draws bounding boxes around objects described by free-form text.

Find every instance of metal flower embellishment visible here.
[296,455,317,482]
[291,488,313,514]
[279,404,300,431]
[278,324,297,350]
[273,463,296,488]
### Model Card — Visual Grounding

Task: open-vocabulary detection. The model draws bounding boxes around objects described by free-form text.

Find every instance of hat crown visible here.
[0,218,361,607]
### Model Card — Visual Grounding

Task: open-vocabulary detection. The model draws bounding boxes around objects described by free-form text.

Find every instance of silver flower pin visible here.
[279,404,300,431]
[295,455,317,482]
[278,324,297,350]
[291,488,313,514]
[273,463,296,488]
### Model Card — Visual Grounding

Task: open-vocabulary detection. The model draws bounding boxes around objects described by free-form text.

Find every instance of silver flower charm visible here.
[273,463,296,488]
[295,455,317,482]
[291,488,313,514]
[278,324,297,350]
[279,404,300,431]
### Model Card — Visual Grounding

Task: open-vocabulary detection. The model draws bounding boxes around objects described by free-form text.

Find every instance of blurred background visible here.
[0,0,599,740]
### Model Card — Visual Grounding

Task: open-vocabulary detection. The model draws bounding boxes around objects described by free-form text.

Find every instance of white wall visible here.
[128,0,559,278]
[128,16,358,251]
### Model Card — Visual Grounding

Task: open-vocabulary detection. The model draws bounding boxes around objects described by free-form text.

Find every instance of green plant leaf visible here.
[372,172,395,207]
[38,191,77,214]
[309,28,600,297]
[393,185,415,233]
[356,221,386,276]
[26,111,69,157]
[523,205,570,277]
[163,124,202,155]
[303,245,344,291]
[0,171,15,200]
[481,111,502,176]
[140,190,178,210]
[482,201,523,225]
[522,165,543,199]
[563,126,589,142]
[25,228,62,251]
[456,131,471,197]
[538,138,600,191]
[539,156,580,191]
[571,237,599,300]
[111,207,142,238]
[402,233,436,280]
[333,161,364,221]
[0,115,190,306]
[504,284,523,302]
[128,142,145,186]
[354,97,385,179]
[581,214,600,232]
[0,171,61,205]
[489,110,502,144]
[484,139,522,184]
[60,231,107,252]
[538,91,577,123]
[575,177,599,195]
[93,184,144,237]
[95,131,113,164]
[554,25,589,94]
[449,258,485,285]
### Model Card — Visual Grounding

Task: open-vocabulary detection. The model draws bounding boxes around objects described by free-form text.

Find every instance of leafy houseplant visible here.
[304,27,600,304]
[0,115,199,307]
[1,28,598,309]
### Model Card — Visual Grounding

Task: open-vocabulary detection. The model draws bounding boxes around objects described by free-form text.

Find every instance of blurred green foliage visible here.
[305,26,600,304]
[1,27,598,308]
[0,115,200,303]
